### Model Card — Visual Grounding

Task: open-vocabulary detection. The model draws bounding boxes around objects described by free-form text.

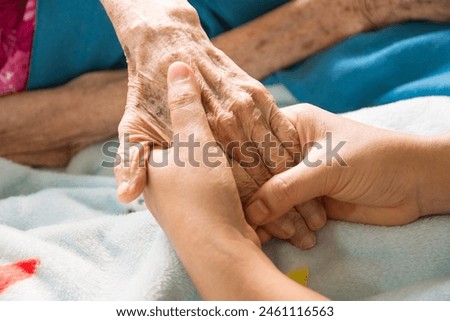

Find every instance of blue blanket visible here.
[28,1,450,113]
[265,22,450,112]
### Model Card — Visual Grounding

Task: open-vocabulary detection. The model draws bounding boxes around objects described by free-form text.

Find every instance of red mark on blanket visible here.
[0,258,40,293]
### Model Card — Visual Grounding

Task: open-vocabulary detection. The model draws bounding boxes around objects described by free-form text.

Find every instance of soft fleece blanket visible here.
[1,95,450,300]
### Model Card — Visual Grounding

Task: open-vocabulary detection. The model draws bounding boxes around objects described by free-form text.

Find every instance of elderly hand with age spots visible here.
[100,0,327,249]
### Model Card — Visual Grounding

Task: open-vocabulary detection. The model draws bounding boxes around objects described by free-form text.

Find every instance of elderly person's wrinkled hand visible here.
[101,0,327,249]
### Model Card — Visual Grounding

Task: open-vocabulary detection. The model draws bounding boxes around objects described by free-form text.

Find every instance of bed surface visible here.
[1,95,449,300]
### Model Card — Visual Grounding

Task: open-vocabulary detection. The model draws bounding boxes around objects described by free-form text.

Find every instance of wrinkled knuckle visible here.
[251,81,275,101]
[167,6,200,25]
[215,110,236,131]
[169,92,199,111]
[201,88,216,108]
[227,92,254,112]
[252,81,268,94]
[220,111,236,124]
[241,94,255,109]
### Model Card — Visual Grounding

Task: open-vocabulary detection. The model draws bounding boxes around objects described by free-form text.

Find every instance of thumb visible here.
[167,62,214,142]
[245,162,328,225]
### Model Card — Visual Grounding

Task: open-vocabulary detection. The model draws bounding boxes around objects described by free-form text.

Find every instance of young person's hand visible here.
[143,62,327,300]
[143,61,259,249]
[246,104,450,227]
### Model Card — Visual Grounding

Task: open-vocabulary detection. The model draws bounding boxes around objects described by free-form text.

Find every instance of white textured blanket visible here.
[1,95,449,300]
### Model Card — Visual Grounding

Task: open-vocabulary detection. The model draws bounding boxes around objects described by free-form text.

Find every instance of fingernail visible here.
[246,200,270,225]
[282,220,296,238]
[169,64,190,84]
[301,234,316,250]
[310,213,326,230]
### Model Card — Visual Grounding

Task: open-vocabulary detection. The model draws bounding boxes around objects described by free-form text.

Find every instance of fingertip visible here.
[296,200,327,231]
[301,233,317,250]
[312,216,327,230]
[118,180,146,204]
[256,227,272,244]
[117,189,140,204]
[246,199,270,225]
[262,218,295,240]
[287,211,318,250]
[167,61,192,85]
[281,218,296,239]
[291,232,317,250]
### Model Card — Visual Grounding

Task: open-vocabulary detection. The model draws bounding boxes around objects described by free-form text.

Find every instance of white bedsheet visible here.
[1,95,449,300]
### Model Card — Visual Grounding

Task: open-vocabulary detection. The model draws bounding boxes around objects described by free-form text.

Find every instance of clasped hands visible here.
[99,1,328,249]
[144,62,431,250]
[101,0,450,250]
[142,63,448,300]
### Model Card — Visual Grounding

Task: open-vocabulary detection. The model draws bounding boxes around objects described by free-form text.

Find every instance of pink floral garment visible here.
[0,0,36,95]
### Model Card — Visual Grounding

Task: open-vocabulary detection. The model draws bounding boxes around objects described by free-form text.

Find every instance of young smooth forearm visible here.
[163,213,328,301]
[213,0,450,80]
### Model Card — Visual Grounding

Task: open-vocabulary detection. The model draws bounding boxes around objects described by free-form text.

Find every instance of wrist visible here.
[172,225,270,300]
[101,0,207,54]
[416,134,450,216]
[164,210,260,250]
[172,222,325,300]
[359,0,450,29]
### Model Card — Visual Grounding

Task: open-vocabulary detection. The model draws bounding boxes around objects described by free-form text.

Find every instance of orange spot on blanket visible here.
[0,259,40,293]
